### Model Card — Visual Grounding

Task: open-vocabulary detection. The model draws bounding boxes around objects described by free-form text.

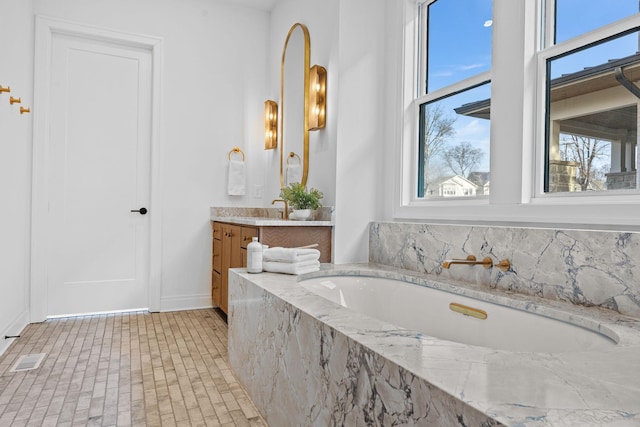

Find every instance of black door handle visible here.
[131,207,148,215]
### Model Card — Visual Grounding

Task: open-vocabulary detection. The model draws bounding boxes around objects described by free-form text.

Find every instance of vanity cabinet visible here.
[212,222,257,313]
[211,220,332,314]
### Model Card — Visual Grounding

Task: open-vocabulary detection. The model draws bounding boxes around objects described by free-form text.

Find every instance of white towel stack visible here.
[262,247,320,275]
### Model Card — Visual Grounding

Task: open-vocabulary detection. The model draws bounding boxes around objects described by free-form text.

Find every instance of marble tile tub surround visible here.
[228,265,640,426]
[210,206,334,221]
[370,221,640,318]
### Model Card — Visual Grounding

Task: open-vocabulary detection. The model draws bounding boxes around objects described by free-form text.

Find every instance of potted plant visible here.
[280,183,323,220]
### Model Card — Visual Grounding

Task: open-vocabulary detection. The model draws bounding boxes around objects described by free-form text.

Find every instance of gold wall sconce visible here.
[308,65,326,130]
[264,99,278,149]
[0,85,10,94]
[10,96,21,105]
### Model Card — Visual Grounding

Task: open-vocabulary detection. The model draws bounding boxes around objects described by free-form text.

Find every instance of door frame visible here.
[30,16,164,322]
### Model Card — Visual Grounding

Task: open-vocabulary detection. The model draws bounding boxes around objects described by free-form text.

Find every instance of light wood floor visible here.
[0,309,267,427]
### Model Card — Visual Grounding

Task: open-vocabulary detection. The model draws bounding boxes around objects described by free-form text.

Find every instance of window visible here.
[554,0,638,43]
[397,0,640,226]
[543,2,640,194]
[417,0,492,199]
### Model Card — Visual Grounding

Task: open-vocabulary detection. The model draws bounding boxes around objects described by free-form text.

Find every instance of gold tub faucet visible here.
[442,255,511,271]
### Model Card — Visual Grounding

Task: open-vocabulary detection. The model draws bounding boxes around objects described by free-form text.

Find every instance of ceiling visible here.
[222,0,279,11]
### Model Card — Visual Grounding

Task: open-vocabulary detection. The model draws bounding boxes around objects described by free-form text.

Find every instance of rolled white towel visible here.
[263,247,320,263]
[263,260,320,275]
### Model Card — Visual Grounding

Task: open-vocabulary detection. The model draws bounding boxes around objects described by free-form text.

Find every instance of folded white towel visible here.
[227,159,245,196]
[286,164,302,185]
[263,260,320,275]
[263,247,321,263]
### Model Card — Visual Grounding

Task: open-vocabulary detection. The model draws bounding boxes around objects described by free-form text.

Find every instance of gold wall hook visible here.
[0,85,10,93]
[20,106,30,114]
[10,96,21,105]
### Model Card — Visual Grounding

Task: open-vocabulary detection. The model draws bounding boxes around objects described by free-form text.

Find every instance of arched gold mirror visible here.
[280,23,310,188]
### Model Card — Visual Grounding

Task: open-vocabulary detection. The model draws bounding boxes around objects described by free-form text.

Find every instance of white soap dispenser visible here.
[247,237,263,273]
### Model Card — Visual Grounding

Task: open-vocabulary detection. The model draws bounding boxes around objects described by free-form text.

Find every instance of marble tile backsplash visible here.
[370,222,640,319]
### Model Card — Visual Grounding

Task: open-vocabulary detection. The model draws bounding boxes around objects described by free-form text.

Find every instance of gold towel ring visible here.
[228,147,245,161]
[287,152,301,165]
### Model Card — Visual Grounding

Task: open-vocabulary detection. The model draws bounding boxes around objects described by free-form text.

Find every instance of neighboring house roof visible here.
[433,175,479,188]
[454,52,640,131]
[467,171,490,187]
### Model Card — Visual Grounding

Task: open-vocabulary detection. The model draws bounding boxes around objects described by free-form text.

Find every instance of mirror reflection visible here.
[280,23,309,187]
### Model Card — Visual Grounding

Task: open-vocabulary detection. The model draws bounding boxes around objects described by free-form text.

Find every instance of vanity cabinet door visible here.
[211,271,221,307]
[212,221,222,240]
[212,238,222,273]
[211,222,222,309]
[240,226,258,268]
[220,224,242,314]
[241,227,258,249]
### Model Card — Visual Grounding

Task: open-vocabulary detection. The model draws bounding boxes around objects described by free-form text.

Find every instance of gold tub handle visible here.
[449,302,488,320]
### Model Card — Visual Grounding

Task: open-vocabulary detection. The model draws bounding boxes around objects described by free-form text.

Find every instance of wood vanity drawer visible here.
[211,270,221,307]
[212,238,221,273]
[240,227,258,249]
[212,222,222,240]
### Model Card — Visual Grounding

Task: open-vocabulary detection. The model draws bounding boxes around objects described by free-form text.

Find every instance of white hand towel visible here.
[286,164,302,185]
[263,260,320,275]
[263,247,321,263]
[227,159,245,196]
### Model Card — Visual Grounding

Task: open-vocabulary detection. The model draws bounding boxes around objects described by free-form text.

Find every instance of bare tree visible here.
[422,105,456,191]
[443,142,483,178]
[560,134,609,191]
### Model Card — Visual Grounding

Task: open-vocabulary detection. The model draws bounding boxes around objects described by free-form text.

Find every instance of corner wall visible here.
[267,0,388,263]
[0,0,34,355]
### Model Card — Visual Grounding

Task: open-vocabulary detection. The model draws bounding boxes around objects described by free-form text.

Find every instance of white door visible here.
[46,33,153,316]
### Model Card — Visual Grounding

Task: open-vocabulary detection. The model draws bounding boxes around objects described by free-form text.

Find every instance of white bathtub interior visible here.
[299,275,617,353]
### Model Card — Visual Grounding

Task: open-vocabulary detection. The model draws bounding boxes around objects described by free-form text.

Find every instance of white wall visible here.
[0,0,34,355]
[265,0,339,206]
[333,0,387,262]
[267,0,387,262]
[31,0,270,311]
[0,0,393,352]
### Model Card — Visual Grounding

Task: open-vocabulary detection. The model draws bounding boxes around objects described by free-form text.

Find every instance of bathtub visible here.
[228,265,640,426]
[299,275,616,353]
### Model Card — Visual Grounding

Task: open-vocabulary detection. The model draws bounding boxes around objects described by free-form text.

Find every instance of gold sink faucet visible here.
[271,199,289,220]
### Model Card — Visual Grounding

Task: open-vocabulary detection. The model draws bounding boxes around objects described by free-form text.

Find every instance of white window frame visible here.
[389,0,640,229]
[533,9,640,203]
[411,0,492,204]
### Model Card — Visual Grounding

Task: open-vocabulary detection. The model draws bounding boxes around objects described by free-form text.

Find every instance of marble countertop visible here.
[210,216,333,226]
[210,206,334,226]
[233,263,640,426]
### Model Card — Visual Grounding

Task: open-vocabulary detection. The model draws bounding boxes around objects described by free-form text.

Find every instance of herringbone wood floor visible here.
[0,309,266,426]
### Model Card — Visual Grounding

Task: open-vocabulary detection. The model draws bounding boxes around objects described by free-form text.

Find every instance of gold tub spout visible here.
[442,255,493,269]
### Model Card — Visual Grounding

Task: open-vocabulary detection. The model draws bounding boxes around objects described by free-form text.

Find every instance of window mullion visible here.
[415,71,491,106]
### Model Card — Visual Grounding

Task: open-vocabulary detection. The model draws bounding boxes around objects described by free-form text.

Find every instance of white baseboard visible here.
[159,293,213,312]
[0,310,30,357]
